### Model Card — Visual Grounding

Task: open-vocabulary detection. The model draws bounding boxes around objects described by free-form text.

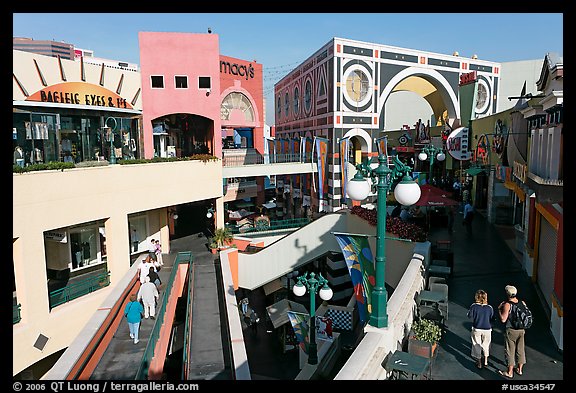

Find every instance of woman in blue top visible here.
[124,294,144,344]
[467,289,494,369]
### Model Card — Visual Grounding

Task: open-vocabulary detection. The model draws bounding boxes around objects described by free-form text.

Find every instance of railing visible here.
[136,251,193,380]
[229,217,311,234]
[13,303,21,324]
[48,271,111,309]
[181,252,195,379]
[222,153,313,167]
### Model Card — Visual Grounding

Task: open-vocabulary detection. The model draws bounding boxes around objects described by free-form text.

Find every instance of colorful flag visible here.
[287,311,310,353]
[312,137,329,212]
[375,135,389,163]
[333,233,376,323]
[339,137,350,202]
[266,138,276,163]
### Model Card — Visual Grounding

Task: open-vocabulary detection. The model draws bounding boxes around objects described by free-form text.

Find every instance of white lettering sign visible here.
[446,127,472,161]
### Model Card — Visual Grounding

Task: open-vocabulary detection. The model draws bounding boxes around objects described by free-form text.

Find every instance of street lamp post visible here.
[346,146,421,328]
[417,144,445,183]
[292,272,333,365]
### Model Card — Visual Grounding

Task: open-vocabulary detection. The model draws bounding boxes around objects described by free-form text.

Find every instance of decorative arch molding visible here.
[220,86,261,127]
[378,67,460,121]
[343,128,372,154]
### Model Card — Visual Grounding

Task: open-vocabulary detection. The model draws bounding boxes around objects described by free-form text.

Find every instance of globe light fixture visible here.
[292,272,333,365]
[346,136,421,328]
[418,144,446,183]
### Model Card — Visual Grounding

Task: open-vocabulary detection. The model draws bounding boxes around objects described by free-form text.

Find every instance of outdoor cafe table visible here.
[385,350,431,380]
[417,289,447,306]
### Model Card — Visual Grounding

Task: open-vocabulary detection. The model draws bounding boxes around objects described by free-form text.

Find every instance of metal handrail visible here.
[181,253,195,379]
[229,217,311,234]
[136,251,193,380]
[223,153,313,167]
[48,272,111,309]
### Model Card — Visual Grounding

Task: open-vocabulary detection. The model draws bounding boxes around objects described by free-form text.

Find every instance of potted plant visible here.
[213,227,233,249]
[208,240,219,254]
[408,318,442,358]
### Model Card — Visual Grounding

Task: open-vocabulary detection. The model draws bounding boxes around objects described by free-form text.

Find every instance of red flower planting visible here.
[350,206,428,242]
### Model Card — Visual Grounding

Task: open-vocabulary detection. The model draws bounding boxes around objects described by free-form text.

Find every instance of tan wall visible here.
[12,160,222,376]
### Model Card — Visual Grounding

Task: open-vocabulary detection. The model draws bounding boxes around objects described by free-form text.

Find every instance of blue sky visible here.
[13,13,563,125]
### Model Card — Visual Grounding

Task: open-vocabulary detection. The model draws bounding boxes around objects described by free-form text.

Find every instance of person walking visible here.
[148,267,162,290]
[124,294,144,344]
[154,239,164,267]
[463,199,475,236]
[498,285,527,378]
[137,276,159,320]
[138,256,155,285]
[467,289,494,369]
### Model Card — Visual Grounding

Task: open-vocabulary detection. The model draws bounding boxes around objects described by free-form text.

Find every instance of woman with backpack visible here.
[497,285,528,378]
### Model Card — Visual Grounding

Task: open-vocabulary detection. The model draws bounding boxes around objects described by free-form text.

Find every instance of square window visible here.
[151,75,164,89]
[199,76,211,89]
[175,76,188,89]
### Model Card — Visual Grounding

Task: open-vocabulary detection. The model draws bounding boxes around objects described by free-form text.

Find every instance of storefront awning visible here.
[266,298,308,329]
[263,278,284,296]
[466,167,486,176]
[262,202,277,209]
[13,100,142,115]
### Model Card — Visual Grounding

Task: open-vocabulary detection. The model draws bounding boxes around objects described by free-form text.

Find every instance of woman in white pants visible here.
[467,289,494,369]
[137,276,159,319]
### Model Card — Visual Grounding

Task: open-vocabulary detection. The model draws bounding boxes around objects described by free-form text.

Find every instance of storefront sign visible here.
[513,161,527,183]
[26,82,133,109]
[44,230,67,243]
[220,61,255,80]
[446,127,472,161]
[459,71,477,86]
[394,146,415,153]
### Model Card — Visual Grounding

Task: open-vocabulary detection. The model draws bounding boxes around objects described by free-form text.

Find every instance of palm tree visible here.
[213,227,233,248]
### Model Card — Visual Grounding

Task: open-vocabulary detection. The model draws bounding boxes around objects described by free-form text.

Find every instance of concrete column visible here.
[105,215,131,284]
[216,197,225,229]
[159,208,170,254]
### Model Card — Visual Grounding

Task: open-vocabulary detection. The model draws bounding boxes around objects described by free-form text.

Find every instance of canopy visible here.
[414,184,459,207]
[266,298,309,329]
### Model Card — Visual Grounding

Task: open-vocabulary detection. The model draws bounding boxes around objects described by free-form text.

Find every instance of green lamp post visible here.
[346,139,421,328]
[292,272,333,365]
[417,144,446,183]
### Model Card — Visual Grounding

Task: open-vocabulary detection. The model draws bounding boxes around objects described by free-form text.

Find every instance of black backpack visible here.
[508,300,533,329]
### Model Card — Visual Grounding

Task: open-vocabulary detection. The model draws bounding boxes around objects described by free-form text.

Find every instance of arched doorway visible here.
[151,113,214,158]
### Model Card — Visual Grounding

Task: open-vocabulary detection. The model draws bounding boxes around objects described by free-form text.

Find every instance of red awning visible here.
[414,184,459,207]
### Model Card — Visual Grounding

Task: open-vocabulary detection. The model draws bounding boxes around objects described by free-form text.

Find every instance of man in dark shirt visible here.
[148,268,161,289]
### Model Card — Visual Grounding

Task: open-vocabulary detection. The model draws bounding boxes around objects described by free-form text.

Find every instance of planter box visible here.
[408,337,437,359]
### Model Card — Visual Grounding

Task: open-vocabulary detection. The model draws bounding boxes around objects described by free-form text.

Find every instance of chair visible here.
[429,283,449,320]
[418,303,445,327]
[431,259,449,267]
[428,276,446,290]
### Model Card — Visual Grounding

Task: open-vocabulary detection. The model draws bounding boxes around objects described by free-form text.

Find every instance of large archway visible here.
[151,113,214,158]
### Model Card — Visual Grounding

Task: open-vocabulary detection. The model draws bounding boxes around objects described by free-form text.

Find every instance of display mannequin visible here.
[14,146,25,167]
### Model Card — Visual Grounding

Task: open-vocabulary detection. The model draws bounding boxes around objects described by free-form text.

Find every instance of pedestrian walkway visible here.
[427,212,563,380]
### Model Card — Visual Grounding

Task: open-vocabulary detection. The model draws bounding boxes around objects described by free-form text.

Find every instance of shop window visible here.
[151,75,164,89]
[220,92,255,122]
[175,75,188,89]
[129,216,147,253]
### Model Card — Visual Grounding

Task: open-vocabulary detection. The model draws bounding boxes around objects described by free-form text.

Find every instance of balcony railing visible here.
[229,217,311,234]
[222,153,313,167]
[48,271,111,309]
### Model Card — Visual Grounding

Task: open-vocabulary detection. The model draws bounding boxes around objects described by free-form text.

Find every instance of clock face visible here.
[475,80,490,113]
[346,69,369,103]
[304,80,312,112]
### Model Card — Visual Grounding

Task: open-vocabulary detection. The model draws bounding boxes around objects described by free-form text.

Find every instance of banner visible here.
[287,311,310,354]
[312,137,329,212]
[339,137,350,202]
[375,135,388,158]
[300,136,313,162]
[266,138,276,163]
[333,232,376,323]
[315,315,334,341]
[291,138,300,190]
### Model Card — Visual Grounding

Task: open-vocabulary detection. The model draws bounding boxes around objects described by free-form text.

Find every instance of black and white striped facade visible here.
[274,37,501,212]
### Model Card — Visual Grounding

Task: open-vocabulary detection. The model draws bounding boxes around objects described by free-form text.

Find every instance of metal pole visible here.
[308,274,318,365]
[370,155,391,328]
